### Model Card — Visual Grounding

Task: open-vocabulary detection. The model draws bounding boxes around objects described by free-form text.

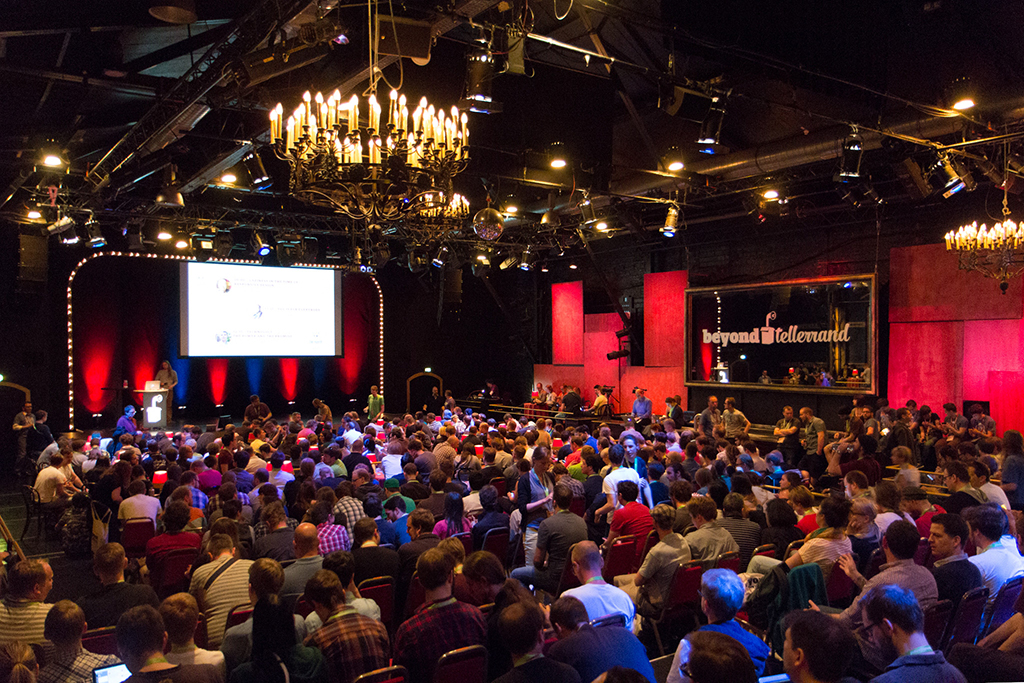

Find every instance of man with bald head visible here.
[280,523,323,598]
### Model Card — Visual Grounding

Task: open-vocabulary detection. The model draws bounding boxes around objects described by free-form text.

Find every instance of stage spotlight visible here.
[39,140,66,168]
[126,227,144,251]
[836,129,863,181]
[373,241,391,268]
[568,260,578,270]
[504,204,518,214]
[540,209,559,225]
[253,232,273,258]
[86,220,106,248]
[615,328,630,339]
[301,236,319,263]
[697,97,726,145]
[974,157,1003,185]
[27,206,42,220]
[928,154,966,197]
[275,233,301,266]
[661,204,679,237]
[46,215,75,237]
[548,142,568,169]
[432,245,449,268]
[946,75,975,111]
[498,252,519,270]
[607,349,630,360]
[839,188,863,209]
[174,233,189,250]
[156,227,173,241]
[459,41,502,114]
[519,247,534,271]
[149,0,197,24]
[155,166,185,208]
[242,152,271,189]
[539,263,549,273]
[471,259,490,277]
[191,231,215,261]
[762,189,779,200]
[860,184,884,205]
[664,147,685,172]
[214,232,234,258]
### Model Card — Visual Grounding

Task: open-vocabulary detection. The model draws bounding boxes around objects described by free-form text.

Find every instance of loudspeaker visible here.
[17,233,47,292]
[375,15,433,61]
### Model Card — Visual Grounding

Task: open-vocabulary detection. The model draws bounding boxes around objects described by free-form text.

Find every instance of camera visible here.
[633,386,646,393]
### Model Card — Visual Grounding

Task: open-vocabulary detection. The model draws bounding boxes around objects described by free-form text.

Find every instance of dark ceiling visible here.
[2,0,1023,269]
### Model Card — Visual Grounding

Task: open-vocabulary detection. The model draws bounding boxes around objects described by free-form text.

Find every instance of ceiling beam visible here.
[120,22,233,75]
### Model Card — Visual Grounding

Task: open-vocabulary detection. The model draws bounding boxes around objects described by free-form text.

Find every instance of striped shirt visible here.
[333,497,367,537]
[838,558,938,629]
[0,598,52,647]
[317,521,351,554]
[38,648,120,683]
[189,556,253,649]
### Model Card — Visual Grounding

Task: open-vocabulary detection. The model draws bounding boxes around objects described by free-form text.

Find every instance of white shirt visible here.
[34,466,67,503]
[381,453,404,479]
[463,492,483,518]
[269,469,295,495]
[981,482,1011,510]
[602,466,642,509]
[343,428,363,447]
[969,537,1024,618]
[561,580,636,631]
[875,510,915,535]
[165,647,227,682]
[118,493,163,526]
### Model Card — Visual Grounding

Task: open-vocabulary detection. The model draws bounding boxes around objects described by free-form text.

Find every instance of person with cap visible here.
[901,487,946,538]
[384,478,415,513]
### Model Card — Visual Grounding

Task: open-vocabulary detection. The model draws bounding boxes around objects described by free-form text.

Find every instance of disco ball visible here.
[473,207,504,240]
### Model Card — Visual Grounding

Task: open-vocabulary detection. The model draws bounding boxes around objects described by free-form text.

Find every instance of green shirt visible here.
[367,394,384,417]
[804,417,826,455]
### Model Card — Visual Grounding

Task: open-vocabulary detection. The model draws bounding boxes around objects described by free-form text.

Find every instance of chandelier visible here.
[269,89,470,223]
[945,178,1024,293]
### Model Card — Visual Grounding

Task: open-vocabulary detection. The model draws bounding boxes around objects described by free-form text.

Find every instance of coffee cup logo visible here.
[760,312,777,345]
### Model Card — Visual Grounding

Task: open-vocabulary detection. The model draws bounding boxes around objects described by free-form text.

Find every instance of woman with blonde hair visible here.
[0,642,38,683]
[847,497,881,574]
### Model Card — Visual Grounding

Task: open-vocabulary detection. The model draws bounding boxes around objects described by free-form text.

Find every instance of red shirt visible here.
[610,501,655,565]
[914,505,946,538]
[145,530,201,563]
[797,512,819,537]
[564,450,582,467]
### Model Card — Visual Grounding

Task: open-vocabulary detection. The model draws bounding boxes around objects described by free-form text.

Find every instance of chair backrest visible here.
[944,586,990,651]
[151,547,200,598]
[752,543,777,561]
[590,613,627,628]
[451,531,473,557]
[226,603,254,630]
[358,576,395,629]
[121,517,156,556]
[568,497,586,517]
[864,547,885,579]
[663,560,704,617]
[21,485,40,509]
[295,596,314,618]
[481,527,510,561]
[715,550,740,574]
[924,599,953,650]
[355,665,409,683]
[639,530,659,567]
[488,477,506,497]
[783,539,804,561]
[602,535,637,581]
[825,564,855,605]
[432,644,488,683]
[914,537,932,567]
[194,613,208,649]
[406,572,426,618]
[81,626,118,656]
[556,543,582,596]
[984,576,1024,636]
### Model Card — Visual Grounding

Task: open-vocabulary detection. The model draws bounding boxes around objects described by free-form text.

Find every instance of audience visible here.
[160,593,227,681]
[668,630,758,683]
[303,569,388,682]
[561,541,636,631]
[781,610,857,683]
[393,547,487,682]
[683,496,739,567]
[115,605,220,682]
[927,513,983,608]
[618,503,690,621]
[77,543,159,628]
[0,641,39,683]
[547,595,655,683]
[38,600,119,683]
[510,483,587,594]
[493,600,581,683]
[350,517,401,586]
[0,560,54,651]
[189,534,253,649]
[963,503,1024,625]
[280,523,324,598]
[227,595,325,683]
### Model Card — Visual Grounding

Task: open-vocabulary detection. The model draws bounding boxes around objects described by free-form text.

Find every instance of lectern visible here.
[140,388,168,429]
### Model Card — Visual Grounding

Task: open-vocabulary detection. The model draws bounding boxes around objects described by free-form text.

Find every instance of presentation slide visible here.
[180,262,343,357]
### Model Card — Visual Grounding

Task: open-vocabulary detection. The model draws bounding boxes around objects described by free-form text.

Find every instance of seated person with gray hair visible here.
[666,569,769,679]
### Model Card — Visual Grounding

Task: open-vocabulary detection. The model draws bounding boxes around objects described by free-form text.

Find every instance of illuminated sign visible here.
[702,312,852,347]
[146,393,165,425]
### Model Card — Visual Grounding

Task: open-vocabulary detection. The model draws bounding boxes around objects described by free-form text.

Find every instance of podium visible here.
[140,390,168,429]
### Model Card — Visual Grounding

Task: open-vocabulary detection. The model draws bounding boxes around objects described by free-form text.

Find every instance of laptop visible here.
[93,663,131,683]
[144,380,163,391]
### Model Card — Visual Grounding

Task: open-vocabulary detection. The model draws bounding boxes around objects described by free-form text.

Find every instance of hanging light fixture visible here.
[946,75,975,111]
[836,127,863,181]
[661,204,680,237]
[548,142,568,169]
[269,87,470,222]
[945,161,1024,293]
[149,0,197,24]
[697,97,726,145]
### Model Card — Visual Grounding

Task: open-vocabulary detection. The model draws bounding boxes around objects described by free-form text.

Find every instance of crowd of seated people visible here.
[3,393,1024,683]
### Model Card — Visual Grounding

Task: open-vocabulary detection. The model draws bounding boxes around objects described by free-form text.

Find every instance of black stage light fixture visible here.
[697,97,726,145]
[242,152,271,190]
[86,219,106,248]
[836,129,863,181]
[607,349,630,360]
[301,236,319,263]
[252,232,273,258]
[125,225,144,251]
[946,75,975,112]
[432,245,449,268]
[214,232,234,258]
[459,40,502,114]
[275,233,302,266]
[191,231,215,261]
[661,205,680,237]
[518,247,534,271]
[46,215,75,238]
[928,154,966,198]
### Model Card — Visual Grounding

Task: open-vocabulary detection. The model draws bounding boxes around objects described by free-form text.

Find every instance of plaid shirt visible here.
[37,647,119,683]
[306,606,389,683]
[559,475,586,500]
[393,597,487,682]
[189,486,210,510]
[333,496,367,536]
[253,516,299,541]
[205,491,252,517]
[317,521,351,554]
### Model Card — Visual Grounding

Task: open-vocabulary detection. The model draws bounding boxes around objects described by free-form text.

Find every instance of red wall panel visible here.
[987,371,1024,433]
[552,281,584,365]
[963,319,1022,400]
[584,313,626,406]
[890,243,1022,322]
[644,271,688,367]
[888,321,964,411]
[621,367,688,413]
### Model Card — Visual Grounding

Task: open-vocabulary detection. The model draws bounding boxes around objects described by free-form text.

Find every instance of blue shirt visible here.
[376,517,399,547]
[392,514,412,546]
[632,396,653,419]
[700,620,769,676]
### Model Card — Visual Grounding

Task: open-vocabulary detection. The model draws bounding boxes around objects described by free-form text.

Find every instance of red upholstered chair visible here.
[825,564,855,607]
[924,600,953,650]
[488,477,506,497]
[568,497,586,518]
[714,551,741,574]
[944,586,990,651]
[451,531,473,557]
[602,535,637,582]
[983,576,1024,638]
[432,644,488,683]
[649,559,704,656]
[150,546,201,599]
[355,666,409,683]
[121,517,156,558]
[82,627,118,656]
[226,603,254,630]
[481,527,510,563]
[639,530,659,567]
[358,577,395,631]
[914,537,932,567]
[405,572,426,618]
[752,543,778,561]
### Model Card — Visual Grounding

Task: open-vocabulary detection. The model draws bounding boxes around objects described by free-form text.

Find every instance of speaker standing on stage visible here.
[364,386,384,421]
[156,360,178,420]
